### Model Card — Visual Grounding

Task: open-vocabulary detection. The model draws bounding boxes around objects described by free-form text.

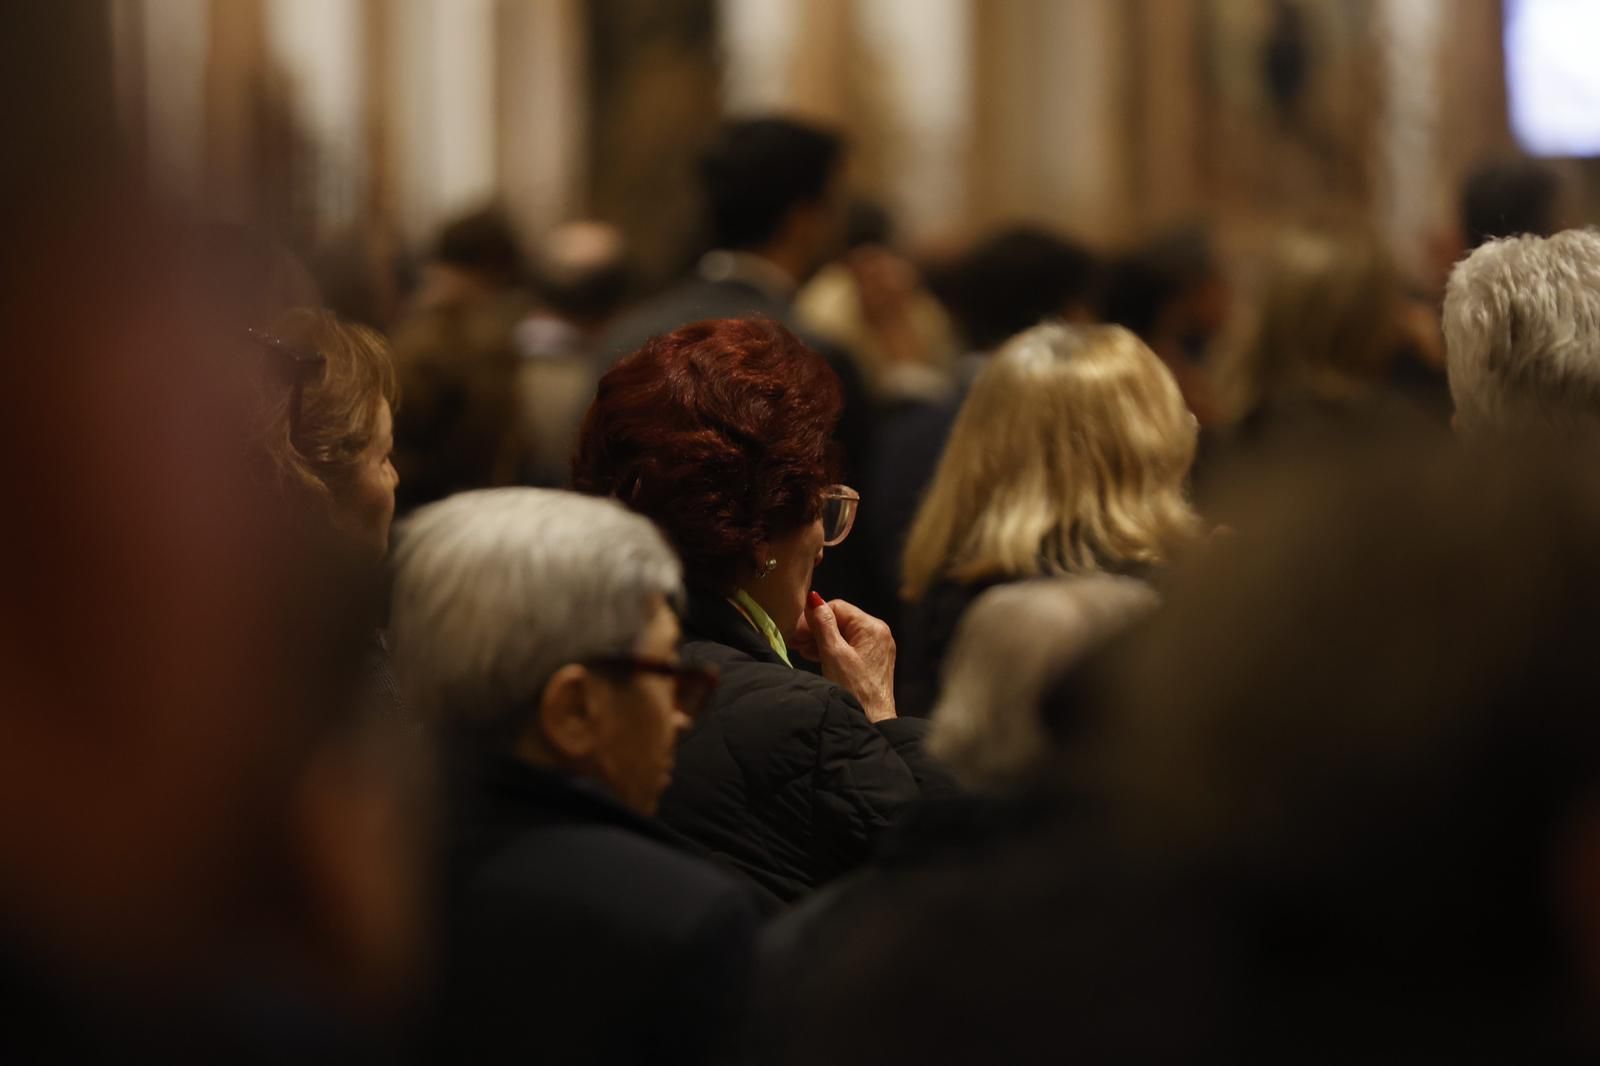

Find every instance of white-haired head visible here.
[389,488,683,746]
[929,575,1158,791]
[1443,228,1600,438]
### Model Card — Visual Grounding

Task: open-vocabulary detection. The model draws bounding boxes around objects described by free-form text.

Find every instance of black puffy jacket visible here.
[658,595,958,903]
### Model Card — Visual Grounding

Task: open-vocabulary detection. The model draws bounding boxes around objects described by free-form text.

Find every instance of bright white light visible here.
[1506,0,1600,157]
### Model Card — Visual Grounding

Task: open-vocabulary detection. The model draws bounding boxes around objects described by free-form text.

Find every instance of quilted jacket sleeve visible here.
[807,689,928,881]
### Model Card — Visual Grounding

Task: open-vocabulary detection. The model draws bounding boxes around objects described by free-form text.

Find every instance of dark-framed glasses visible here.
[821,484,860,547]
[585,655,720,717]
[244,326,326,449]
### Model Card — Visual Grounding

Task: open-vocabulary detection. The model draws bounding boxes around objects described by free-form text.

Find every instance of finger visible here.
[825,599,883,643]
[805,591,850,656]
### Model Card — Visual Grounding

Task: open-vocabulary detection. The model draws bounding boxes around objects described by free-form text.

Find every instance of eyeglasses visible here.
[821,485,860,547]
[244,326,326,449]
[585,655,720,718]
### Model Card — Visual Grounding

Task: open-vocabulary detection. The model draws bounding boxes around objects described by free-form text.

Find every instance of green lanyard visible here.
[729,588,792,667]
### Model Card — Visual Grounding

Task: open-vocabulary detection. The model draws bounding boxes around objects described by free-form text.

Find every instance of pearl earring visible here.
[760,558,778,578]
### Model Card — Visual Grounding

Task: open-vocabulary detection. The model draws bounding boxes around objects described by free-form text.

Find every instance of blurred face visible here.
[587,598,695,815]
[751,516,827,643]
[344,400,398,556]
[789,167,850,282]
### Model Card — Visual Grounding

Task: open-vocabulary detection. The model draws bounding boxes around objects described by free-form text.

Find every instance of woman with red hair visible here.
[576,318,950,902]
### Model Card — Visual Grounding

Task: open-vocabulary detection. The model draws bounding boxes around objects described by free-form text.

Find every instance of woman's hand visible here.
[792,591,898,722]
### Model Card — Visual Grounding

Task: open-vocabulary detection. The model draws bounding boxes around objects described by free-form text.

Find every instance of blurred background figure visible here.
[1204,228,1428,473]
[924,226,1103,392]
[897,323,1200,717]
[1216,231,1401,429]
[390,208,529,512]
[515,220,630,487]
[1100,225,1230,427]
[389,489,757,1066]
[1460,156,1569,253]
[599,117,849,362]
[794,199,960,404]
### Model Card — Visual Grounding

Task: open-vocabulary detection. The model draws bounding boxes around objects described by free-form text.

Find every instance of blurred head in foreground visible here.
[902,322,1200,601]
[0,16,420,1055]
[390,489,705,815]
[1095,432,1600,1056]
[1444,228,1600,441]
[772,433,1600,1063]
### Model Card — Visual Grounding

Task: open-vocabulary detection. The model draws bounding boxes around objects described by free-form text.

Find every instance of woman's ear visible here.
[736,543,771,586]
[529,663,597,764]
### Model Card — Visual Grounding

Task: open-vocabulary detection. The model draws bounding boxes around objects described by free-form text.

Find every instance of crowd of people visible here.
[13,27,1600,1058]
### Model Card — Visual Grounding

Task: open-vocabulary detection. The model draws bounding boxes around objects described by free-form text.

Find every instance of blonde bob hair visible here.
[901,322,1199,600]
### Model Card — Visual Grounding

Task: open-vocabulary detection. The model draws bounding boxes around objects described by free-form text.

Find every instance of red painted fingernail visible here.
[808,591,824,608]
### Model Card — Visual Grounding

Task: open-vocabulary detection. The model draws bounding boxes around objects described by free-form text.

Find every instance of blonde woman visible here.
[897,322,1199,716]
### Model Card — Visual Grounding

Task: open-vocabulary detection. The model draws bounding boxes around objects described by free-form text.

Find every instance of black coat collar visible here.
[469,756,676,844]
[682,589,787,667]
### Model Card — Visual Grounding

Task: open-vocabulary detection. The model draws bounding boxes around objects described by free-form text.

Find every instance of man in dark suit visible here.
[598,116,852,382]
[597,118,886,617]
[389,489,762,1065]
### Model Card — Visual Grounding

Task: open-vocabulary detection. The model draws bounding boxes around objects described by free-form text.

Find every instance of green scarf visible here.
[729,588,792,667]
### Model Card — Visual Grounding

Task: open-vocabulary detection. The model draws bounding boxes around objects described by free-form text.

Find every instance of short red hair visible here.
[574,317,842,591]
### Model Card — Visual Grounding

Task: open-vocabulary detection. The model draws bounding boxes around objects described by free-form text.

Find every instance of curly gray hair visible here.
[1444,228,1600,437]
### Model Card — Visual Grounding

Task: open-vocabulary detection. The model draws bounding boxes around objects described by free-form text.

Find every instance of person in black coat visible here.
[388,488,762,1065]
[575,317,958,904]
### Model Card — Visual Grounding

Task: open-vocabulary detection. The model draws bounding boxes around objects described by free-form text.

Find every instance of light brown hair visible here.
[263,308,398,504]
[1214,230,1400,426]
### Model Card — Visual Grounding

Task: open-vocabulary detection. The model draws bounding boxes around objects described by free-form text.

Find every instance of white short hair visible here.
[1443,228,1600,436]
[929,576,1157,791]
[388,488,683,745]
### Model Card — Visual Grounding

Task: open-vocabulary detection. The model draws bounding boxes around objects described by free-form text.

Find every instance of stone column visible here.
[496,0,588,241]
[586,0,721,286]
[968,0,1133,246]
